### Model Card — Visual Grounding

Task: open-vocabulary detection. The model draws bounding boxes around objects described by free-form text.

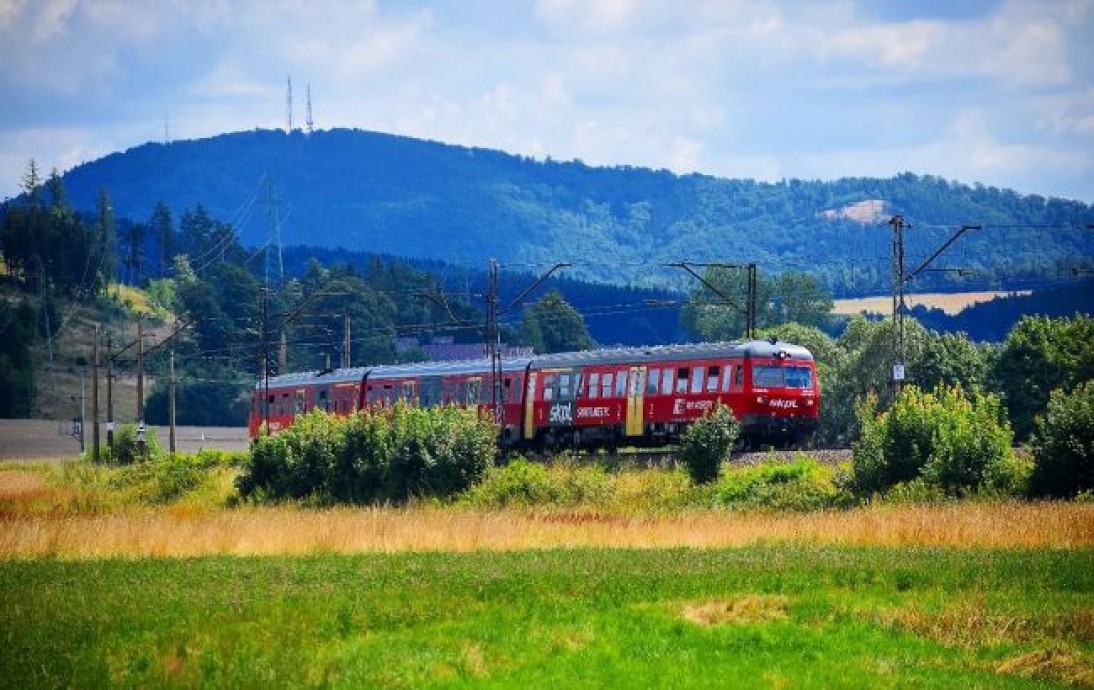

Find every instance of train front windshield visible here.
[753,364,813,389]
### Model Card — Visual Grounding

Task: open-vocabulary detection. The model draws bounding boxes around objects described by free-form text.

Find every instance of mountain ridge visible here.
[41,128,1094,293]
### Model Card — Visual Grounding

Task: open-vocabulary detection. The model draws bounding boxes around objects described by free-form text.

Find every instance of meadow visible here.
[831,290,1031,315]
[1,460,1091,687]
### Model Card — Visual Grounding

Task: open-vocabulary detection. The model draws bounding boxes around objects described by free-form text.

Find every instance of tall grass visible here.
[3,455,1093,559]
[1,502,1091,559]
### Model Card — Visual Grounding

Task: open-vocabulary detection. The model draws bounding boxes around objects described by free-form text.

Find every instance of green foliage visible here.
[144,379,250,426]
[851,385,1018,497]
[519,289,595,353]
[462,458,559,507]
[1,165,117,298]
[461,458,617,509]
[713,458,851,511]
[51,130,1093,294]
[51,450,240,510]
[108,455,208,504]
[682,268,833,341]
[993,314,1094,441]
[238,403,499,504]
[1029,381,1094,498]
[680,404,740,484]
[0,298,37,417]
[814,315,992,448]
[106,423,164,465]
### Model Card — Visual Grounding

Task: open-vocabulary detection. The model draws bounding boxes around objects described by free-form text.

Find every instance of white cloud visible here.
[1,0,1093,202]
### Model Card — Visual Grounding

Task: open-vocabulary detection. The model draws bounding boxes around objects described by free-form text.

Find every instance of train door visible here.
[625,366,646,437]
[523,372,538,441]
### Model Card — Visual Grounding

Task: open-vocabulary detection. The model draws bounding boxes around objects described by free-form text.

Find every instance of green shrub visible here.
[851,385,1017,498]
[461,458,560,508]
[1029,381,1094,498]
[106,424,163,465]
[238,403,498,504]
[106,455,212,505]
[713,458,850,511]
[461,459,617,510]
[680,404,740,484]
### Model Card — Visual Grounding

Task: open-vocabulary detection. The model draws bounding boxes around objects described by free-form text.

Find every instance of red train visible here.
[249,339,820,450]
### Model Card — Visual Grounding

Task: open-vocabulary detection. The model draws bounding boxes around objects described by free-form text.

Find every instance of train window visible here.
[615,372,628,397]
[753,366,784,388]
[559,373,572,401]
[600,373,613,398]
[785,366,813,389]
[647,369,660,394]
[690,368,703,394]
[402,381,415,402]
[721,367,732,393]
[661,370,673,395]
[467,378,482,404]
[588,373,600,399]
[676,368,689,393]
[707,366,720,392]
[543,374,556,402]
[296,391,305,414]
[735,366,744,390]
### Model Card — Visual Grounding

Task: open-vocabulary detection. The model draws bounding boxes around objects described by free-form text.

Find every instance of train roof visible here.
[365,357,533,380]
[254,340,813,390]
[255,358,533,390]
[257,367,370,389]
[529,339,813,369]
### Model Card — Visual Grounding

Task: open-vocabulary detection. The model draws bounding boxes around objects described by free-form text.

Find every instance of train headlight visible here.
[756,396,766,404]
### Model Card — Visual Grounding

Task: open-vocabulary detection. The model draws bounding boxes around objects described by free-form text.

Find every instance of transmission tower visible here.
[306,84,314,135]
[267,177,285,286]
[286,76,294,132]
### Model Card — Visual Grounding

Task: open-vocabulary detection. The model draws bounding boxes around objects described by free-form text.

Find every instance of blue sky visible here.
[2,0,1092,203]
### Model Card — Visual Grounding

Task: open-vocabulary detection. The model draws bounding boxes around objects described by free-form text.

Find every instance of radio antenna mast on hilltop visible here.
[286,76,294,132]
[306,84,314,135]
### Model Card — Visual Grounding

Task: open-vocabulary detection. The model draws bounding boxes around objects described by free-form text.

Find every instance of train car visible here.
[249,339,819,449]
[249,358,534,441]
[521,339,818,450]
[360,358,533,444]
[249,367,368,437]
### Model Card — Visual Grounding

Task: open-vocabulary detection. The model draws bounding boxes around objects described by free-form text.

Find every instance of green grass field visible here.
[3,547,1091,688]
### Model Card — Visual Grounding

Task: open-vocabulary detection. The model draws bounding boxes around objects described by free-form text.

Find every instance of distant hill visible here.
[49,128,1094,294]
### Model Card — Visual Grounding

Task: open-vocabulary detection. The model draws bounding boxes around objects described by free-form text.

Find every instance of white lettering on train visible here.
[549,403,573,423]
[768,399,798,409]
[577,406,611,419]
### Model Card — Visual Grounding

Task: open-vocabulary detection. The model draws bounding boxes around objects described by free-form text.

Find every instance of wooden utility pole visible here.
[343,313,350,368]
[91,324,100,462]
[106,334,115,454]
[169,349,177,453]
[890,215,906,390]
[279,329,287,375]
[136,315,145,423]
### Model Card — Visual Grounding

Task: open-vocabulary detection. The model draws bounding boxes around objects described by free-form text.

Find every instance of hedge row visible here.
[237,403,498,504]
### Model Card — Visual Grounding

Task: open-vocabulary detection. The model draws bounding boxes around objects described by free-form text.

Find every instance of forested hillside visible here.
[50,128,1094,295]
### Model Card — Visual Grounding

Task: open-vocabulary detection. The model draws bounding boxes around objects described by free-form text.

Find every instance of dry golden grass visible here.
[832,290,1031,316]
[680,596,790,626]
[1,495,1091,560]
[995,648,1094,687]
